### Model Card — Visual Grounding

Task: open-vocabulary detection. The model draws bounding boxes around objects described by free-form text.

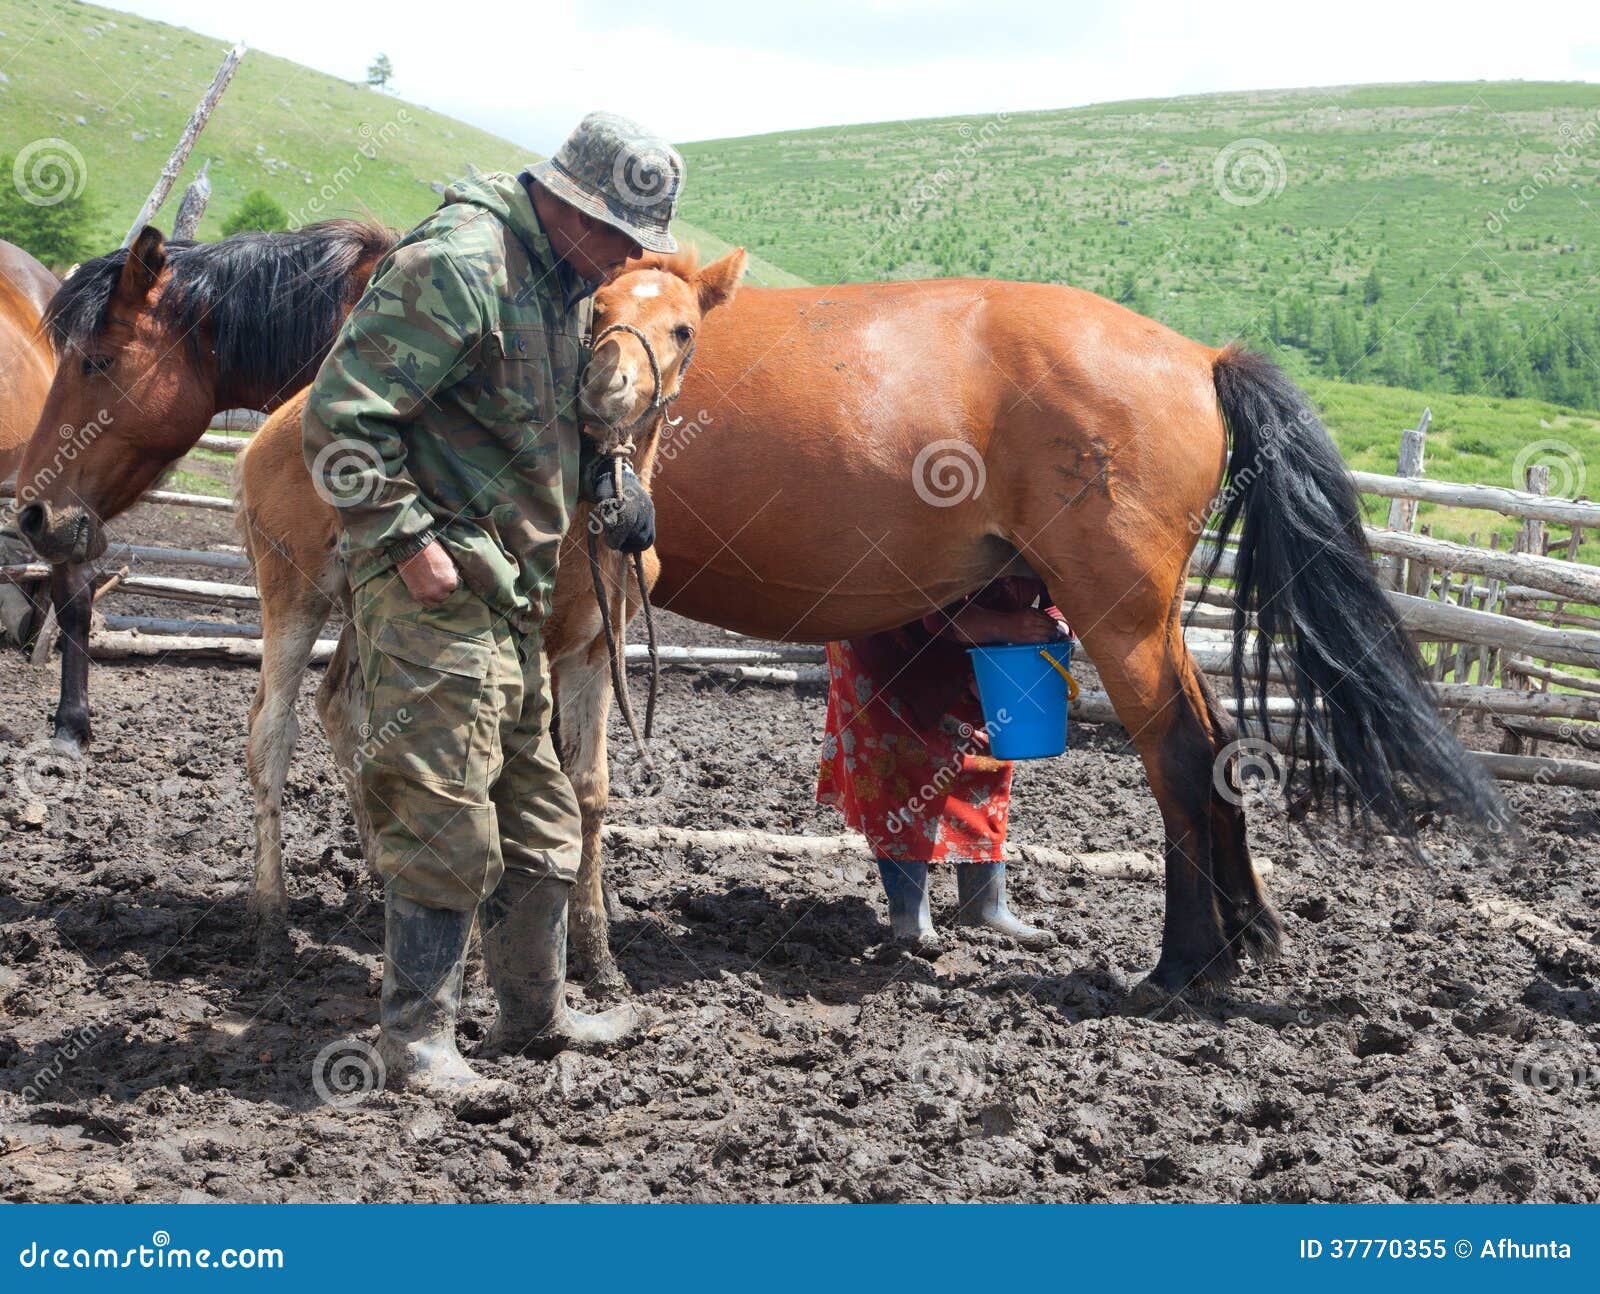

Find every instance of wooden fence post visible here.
[1385,408,1430,592]
[123,44,245,246]
[1500,463,1551,754]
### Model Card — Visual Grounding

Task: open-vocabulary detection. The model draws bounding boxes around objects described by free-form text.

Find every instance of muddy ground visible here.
[1,503,1598,1203]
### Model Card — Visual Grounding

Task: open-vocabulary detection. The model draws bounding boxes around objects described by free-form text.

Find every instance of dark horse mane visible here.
[42,220,398,393]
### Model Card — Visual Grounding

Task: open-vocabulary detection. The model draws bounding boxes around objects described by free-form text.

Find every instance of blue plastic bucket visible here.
[966,639,1075,760]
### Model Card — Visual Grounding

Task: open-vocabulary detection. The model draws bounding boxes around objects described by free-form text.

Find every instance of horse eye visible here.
[80,355,112,377]
[672,325,694,346]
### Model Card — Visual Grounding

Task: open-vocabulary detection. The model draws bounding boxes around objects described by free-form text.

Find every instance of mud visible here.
[1,505,1598,1202]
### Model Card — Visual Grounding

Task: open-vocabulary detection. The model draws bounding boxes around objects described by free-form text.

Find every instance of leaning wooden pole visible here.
[123,43,246,247]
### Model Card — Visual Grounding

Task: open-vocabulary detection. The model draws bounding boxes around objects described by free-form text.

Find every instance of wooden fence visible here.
[3,407,1598,787]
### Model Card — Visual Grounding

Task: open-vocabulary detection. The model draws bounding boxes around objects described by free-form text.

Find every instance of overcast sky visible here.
[123,0,1600,150]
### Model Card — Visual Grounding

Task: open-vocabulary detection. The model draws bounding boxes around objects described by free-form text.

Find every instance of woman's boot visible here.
[956,862,1053,948]
[877,859,940,953]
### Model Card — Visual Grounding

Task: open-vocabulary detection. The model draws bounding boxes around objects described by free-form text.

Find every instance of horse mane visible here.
[618,247,702,282]
[42,220,399,392]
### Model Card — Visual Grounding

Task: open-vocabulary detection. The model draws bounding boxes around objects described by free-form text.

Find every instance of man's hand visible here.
[945,605,1065,646]
[590,460,656,554]
[397,539,460,606]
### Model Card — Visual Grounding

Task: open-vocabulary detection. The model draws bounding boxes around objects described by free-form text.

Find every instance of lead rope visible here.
[582,319,692,770]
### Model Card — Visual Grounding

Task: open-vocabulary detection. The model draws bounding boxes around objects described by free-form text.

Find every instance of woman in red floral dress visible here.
[817,578,1068,952]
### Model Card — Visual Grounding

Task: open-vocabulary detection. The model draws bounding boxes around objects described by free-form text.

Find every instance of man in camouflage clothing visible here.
[303,113,681,1098]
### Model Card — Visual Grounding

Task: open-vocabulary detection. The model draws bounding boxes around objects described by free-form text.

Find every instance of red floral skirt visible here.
[815,638,1012,863]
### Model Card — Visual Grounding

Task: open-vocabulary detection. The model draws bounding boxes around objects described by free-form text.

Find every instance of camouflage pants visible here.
[352,570,580,911]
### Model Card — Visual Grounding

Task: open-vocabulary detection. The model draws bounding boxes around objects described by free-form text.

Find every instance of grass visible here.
[678,81,1600,402]
[0,0,804,285]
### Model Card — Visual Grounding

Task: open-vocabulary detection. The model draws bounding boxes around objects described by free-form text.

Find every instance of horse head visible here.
[15,220,394,565]
[580,246,747,475]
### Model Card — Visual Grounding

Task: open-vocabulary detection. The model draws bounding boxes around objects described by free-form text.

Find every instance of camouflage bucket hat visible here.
[530,111,682,254]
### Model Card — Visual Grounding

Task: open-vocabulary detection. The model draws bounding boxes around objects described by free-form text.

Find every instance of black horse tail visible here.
[1200,345,1505,833]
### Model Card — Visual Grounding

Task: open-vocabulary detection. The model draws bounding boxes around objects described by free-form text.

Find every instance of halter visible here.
[581,318,697,764]
[588,320,695,451]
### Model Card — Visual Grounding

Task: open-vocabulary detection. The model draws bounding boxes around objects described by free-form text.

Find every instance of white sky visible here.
[122,0,1600,150]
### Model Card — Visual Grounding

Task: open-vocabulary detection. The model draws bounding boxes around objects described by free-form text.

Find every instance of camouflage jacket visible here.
[303,170,598,632]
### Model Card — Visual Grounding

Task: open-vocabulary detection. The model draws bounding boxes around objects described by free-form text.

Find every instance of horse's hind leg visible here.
[1041,568,1235,994]
[313,622,375,868]
[245,570,330,936]
[1195,674,1283,965]
[553,643,623,994]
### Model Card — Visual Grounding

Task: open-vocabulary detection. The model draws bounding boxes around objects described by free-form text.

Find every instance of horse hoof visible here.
[48,730,86,759]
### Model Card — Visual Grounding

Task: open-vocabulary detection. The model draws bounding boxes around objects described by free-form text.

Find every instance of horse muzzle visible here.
[15,500,105,565]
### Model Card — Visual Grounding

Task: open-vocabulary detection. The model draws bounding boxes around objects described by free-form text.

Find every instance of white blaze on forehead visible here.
[631,281,661,298]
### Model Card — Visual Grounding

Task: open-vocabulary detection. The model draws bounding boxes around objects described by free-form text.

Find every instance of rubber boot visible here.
[956,862,1054,949]
[377,893,508,1101]
[478,871,640,1056]
[876,859,940,954]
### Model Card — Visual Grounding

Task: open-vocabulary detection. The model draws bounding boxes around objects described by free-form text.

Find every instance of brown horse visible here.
[12,221,396,749]
[243,264,1503,995]
[237,248,748,945]
[0,239,58,480]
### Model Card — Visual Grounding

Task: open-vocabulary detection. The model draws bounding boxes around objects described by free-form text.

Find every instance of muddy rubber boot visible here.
[877,859,940,954]
[956,862,1054,949]
[479,872,640,1056]
[377,893,509,1102]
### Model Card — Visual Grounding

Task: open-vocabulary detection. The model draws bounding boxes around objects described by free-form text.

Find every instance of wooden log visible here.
[1474,751,1600,789]
[123,43,247,246]
[87,631,335,664]
[599,823,1275,879]
[1431,682,1600,722]
[169,159,212,241]
[1348,469,1600,528]
[1360,527,1600,606]
[108,573,257,609]
[1500,658,1600,698]
[1491,715,1600,753]
[100,613,263,639]
[195,433,249,455]
[137,489,233,512]
[105,543,250,572]
[1388,589,1600,671]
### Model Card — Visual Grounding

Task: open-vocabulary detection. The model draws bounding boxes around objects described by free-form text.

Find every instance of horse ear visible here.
[694,248,747,315]
[115,226,167,309]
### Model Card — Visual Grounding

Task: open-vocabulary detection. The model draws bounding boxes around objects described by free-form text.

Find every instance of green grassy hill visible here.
[679,81,1600,408]
[0,0,803,284]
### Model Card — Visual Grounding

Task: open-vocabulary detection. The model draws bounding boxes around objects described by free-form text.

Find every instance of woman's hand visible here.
[945,605,1065,646]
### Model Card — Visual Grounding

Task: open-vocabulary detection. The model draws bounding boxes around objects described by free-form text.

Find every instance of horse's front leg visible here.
[48,562,94,753]
[553,644,623,995]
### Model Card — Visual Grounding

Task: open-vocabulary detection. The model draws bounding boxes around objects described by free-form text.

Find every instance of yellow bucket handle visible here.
[1037,648,1079,702]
